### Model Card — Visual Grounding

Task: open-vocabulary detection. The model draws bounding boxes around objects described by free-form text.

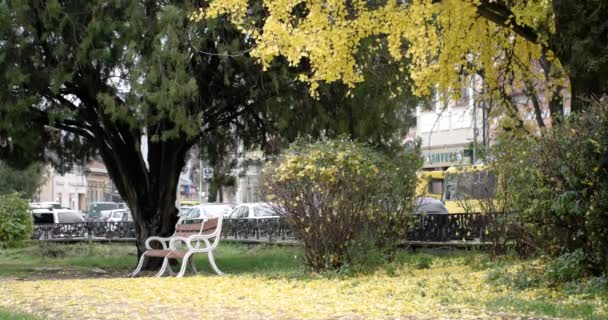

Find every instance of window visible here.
[122,212,133,222]
[57,212,83,223]
[33,213,54,224]
[429,179,444,196]
[231,206,249,219]
[254,206,276,217]
[456,83,471,106]
[444,171,496,200]
[188,208,201,219]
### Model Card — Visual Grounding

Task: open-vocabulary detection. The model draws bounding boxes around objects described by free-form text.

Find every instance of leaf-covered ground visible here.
[1,243,606,319]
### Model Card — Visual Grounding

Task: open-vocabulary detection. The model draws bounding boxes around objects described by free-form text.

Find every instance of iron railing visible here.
[32,221,136,240]
[31,213,493,242]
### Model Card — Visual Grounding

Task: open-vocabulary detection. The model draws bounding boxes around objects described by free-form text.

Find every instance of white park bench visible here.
[130,216,224,277]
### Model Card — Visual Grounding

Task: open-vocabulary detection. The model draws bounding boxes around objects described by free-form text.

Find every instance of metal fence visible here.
[407,213,492,242]
[32,222,136,240]
[31,213,492,243]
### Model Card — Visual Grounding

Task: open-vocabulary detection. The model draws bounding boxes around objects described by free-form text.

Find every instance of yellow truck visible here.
[416,170,445,200]
[442,164,497,214]
[417,165,498,214]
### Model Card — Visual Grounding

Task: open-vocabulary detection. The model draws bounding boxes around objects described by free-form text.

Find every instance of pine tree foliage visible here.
[0,0,419,265]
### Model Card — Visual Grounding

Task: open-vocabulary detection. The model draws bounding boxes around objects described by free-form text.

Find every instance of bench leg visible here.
[129,254,146,277]
[208,251,223,276]
[154,258,169,277]
[167,262,176,276]
[190,258,199,275]
[177,252,194,278]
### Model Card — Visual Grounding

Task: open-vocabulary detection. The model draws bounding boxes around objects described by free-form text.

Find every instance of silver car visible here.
[414,197,449,215]
[184,204,233,220]
[227,203,280,219]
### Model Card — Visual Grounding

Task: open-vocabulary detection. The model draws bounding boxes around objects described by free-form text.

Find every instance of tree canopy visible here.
[0,0,306,260]
[0,161,44,199]
[0,0,419,266]
[196,0,608,113]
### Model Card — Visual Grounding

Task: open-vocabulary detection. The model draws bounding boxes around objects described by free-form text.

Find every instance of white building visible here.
[416,83,486,170]
[36,166,88,211]
[233,149,264,204]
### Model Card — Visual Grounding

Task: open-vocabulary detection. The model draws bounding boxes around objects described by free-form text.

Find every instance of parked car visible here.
[86,202,125,221]
[29,202,59,209]
[227,203,280,219]
[184,204,233,220]
[179,206,194,216]
[29,203,85,224]
[104,209,133,222]
[414,197,449,215]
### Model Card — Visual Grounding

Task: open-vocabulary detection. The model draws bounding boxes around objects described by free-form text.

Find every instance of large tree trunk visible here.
[93,119,194,269]
[131,199,180,266]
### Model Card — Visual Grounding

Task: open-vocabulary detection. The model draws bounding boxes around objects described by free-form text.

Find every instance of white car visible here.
[184,204,233,220]
[29,202,85,224]
[104,209,133,222]
[86,202,125,221]
[227,203,280,219]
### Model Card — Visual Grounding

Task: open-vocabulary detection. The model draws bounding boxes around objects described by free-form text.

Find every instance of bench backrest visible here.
[174,217,223,249]
[175,218,219,237]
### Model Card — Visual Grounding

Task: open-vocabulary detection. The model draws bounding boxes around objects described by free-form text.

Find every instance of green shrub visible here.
[490,100,608,273]
[564,276,608,295]
[0,193,33,246]
[487,265,544,290]
[262,138,420,271]
[546,250,587,284]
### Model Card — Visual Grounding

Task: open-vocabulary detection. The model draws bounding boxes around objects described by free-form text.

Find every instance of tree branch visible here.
[432,0,542,45]
[476,1,540,44]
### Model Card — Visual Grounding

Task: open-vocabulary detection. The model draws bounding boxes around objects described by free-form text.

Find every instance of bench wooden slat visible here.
[175,218,219,235]
[143,249,187,258]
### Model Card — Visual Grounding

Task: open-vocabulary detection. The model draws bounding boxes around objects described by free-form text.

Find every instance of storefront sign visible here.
[423,150,470,168]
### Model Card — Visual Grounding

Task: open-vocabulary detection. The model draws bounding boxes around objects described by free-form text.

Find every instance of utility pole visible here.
[472,99,478,165]
[199,159,203,203]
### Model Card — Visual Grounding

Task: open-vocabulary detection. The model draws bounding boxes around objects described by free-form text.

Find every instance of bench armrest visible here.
[145,236,171,250]
[186,234,215,250]
[168,236,189,250]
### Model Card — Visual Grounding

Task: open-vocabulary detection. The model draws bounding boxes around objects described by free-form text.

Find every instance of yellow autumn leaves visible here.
[271,150,377,185]
[2,261,606,319]
[192,0,562,101]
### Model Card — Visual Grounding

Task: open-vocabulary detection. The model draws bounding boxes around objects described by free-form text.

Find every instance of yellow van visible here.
[416,170,445,200]
[442,165,497,214]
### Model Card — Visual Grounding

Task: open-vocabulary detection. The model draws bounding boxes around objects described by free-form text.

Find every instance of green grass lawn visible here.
[0,309,41,320]
[1,242,607,319]
[0,241,303,278]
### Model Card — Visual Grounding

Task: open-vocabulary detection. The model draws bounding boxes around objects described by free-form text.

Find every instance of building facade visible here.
[36,160,120,210]
[36,166,88,211]
[416,85,484,170]
[86,160,120,203]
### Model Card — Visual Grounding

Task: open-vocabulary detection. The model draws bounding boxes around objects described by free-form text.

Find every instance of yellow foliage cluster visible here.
[2,260,607,319]
[192,0,564,101]
[271,150,378,185]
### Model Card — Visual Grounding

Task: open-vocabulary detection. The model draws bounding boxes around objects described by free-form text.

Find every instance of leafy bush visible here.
[262,138,420,271]
[489,100,608,273]
[564,276,608,296]
[0,193,33,246]
[546,250,587,284]
[487,266,544,290]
